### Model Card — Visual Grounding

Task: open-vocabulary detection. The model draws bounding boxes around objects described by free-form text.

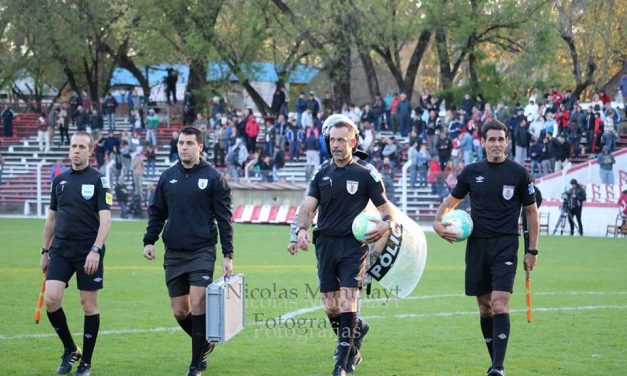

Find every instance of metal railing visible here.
[401,159,413,213]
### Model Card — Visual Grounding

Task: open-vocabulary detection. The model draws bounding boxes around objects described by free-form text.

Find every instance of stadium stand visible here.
[2,111,625,223]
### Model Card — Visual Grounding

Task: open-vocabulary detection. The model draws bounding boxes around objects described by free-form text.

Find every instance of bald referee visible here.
[40,131,112,376]
[434,120,539,376]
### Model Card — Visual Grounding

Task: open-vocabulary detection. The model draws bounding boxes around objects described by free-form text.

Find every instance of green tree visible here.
[428,0,544,104]
[1,0,150,103]
[349,0,432,101]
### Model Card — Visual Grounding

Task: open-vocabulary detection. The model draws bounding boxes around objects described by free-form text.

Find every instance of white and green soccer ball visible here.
[443,210,473,242]
[352,212,381,243]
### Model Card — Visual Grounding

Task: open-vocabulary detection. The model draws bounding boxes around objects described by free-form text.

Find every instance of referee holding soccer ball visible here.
[433,120,539,376]
[40,131,112,376]
[295,114,394,376]
[142,126,233,376]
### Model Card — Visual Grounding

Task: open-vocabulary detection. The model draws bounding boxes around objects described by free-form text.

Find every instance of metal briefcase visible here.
[205,273,245,343]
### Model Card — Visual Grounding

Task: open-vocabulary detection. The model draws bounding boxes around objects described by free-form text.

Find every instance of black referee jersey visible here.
[451,158,535,238]
[50,167,112,241]
[143,160,233,255]
[307,159,387,237]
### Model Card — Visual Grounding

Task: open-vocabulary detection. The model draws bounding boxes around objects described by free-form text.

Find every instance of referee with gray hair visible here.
[295,114,394,376]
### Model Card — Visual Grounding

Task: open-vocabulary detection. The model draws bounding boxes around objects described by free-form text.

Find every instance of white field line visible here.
[0,326,180,341]
[362,305,627,320]
[275,290,627,322]
[2,291,627,341]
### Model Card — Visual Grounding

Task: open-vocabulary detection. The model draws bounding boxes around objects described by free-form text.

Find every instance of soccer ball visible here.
[352,212,381,243]
[442,210,473,242]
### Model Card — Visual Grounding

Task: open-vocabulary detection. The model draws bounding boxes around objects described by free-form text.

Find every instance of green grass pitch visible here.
[0,218,626,375]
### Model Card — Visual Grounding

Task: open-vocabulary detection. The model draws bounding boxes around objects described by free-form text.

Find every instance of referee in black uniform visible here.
[40,131,112,376]
[142,126,233,376]
[434,120,539,376]
[288,124,373,369]
[295,115,394,376]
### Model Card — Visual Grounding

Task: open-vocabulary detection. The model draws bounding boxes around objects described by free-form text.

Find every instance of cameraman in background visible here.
[565,178,586,236]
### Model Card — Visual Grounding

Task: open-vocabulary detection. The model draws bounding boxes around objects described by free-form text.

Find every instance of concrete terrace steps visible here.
[0,113,41,143]
[7,112,623,221]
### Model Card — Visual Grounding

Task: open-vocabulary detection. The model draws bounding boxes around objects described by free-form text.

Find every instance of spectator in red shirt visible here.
[556,104,570,134]
[427,155,441,194]
[49,160,67,181]
[551,88,563,106]
[592,112,604,153]
[244,109,260,153]
[390,93,400,133]
[598,90,611,105]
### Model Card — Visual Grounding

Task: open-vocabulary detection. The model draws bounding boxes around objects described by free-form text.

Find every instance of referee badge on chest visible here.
[346,180,359,195]
[502,185,515,200]
[198,178,208,190]
[81,184,95,200]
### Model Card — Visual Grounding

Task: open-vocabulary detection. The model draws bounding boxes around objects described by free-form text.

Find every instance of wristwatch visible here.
[41,247,49,255]
[224,252,233,259]
[90,245,102,254]
[525,249,539,256]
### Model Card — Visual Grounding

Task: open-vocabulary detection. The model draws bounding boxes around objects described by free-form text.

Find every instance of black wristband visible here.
[224,252,233,259]
[525,249,539,256]
[297,226,308,235]
[41,247,49,255]
[91,245,102,254]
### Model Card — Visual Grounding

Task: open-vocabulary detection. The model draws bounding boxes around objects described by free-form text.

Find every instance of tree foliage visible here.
[0,0,624,111]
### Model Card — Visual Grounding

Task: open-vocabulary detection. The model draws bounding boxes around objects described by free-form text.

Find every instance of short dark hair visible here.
[481,120,509,139]
[179,126,203,144]
[72,131,94,147]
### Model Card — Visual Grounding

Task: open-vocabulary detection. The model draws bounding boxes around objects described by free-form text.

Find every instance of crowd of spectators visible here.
[1,79,624,216]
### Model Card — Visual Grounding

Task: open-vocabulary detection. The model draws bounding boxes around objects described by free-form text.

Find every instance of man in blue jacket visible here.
[396,93,412,137]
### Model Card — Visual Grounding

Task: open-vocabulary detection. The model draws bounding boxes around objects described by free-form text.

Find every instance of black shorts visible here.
[47,238,105,291]
[465,235,518,296]
[314,233,368,293]
[164,246,216,297]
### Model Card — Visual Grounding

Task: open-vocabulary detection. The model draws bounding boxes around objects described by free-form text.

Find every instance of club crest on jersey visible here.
[198,178,208,190]
[81,184,95,200]
[502,185,515,200]
[346,180,359,195]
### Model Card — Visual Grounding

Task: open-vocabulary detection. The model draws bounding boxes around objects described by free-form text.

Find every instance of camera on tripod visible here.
[560,191,571,211]
[554,189,579,235]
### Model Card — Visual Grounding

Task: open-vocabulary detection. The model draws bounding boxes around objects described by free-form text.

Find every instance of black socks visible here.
[492,313,510,370]
[328,314,340,337]
[47,308,76,351]
[337,312,357,369]
[177,314,193,337]
[480,316,494,361]
[82,314,100,365]
[190,314,206,369]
